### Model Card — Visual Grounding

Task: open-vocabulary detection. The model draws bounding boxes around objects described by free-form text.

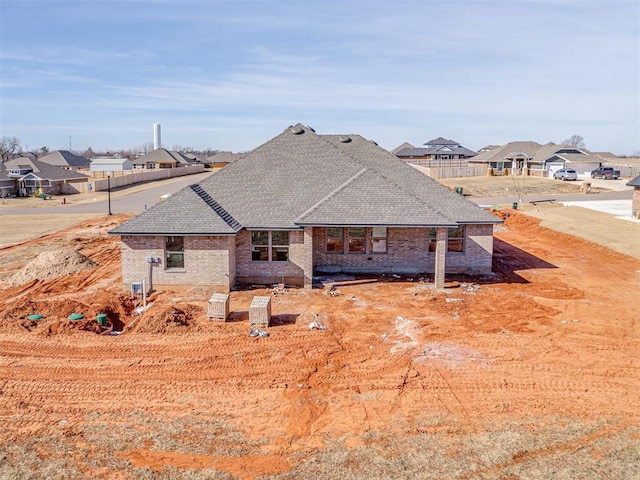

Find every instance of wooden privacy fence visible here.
[408,162,486,179]
[77,165,205,193]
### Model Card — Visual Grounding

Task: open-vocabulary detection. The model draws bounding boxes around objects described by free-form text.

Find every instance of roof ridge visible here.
[374,167,456,222]
[190,184,242,232]
[322,135,455,222]
[295,168,368,223]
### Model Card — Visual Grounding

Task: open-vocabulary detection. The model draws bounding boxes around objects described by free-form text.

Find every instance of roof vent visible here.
[291,127,305,135]
[369,140,378,146]
[307,125,315,132]
[339,136,352,143]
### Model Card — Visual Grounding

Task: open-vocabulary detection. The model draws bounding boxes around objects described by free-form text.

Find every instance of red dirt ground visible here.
[0,213,638,479]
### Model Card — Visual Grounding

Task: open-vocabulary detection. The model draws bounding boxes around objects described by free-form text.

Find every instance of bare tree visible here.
[561,134,586,149]
[0,136,22,162]
[130,142,154,154]
[83,147,96,159]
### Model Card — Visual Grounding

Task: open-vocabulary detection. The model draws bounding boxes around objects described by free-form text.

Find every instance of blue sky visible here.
[1,0,638,155]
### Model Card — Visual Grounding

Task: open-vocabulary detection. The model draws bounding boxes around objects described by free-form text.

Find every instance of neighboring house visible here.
[10,151,38,161]
[0,157,89,196]
[627,175,640,219]
[90,157,133,174]
[593,152,619,160]
[477,145,501,153]
[470,141,605,177]
[206,151,244,168]
[391,142,415,155]
[132,149,195,169]
[109,124,502,292]
[38,150,91,171]
[395,137,477,162]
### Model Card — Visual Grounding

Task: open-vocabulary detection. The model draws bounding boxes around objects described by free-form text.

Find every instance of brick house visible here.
[394,137,477,162]
[109,124,502,292]
[0,157,89,196]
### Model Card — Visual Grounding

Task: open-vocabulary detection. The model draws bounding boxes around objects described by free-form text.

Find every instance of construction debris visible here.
[323,285,340,297]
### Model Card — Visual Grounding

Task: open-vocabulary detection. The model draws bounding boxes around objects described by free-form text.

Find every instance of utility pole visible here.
[107,171,112,215]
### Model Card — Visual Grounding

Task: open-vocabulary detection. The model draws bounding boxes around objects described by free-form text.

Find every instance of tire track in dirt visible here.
[457,421,628,480]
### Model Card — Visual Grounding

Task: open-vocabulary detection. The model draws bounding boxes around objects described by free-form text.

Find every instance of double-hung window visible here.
[447,226,465,253]
[428,226,465,253]
[165,236,184,268]
[326,227,344,253]
[326,227,387,254]
[369,227,387,253]
[251,231,289,262]
[348,227,366,253]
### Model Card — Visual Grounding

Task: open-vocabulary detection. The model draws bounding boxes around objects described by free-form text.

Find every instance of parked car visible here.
[591,166,620,180]
[553,168,578,181]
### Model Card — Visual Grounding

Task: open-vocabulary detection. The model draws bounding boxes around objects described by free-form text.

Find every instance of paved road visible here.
[0,171,214,215]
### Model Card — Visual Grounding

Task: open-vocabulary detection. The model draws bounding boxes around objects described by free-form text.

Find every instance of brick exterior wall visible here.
[313,227,432,274]
[312,225,494,275]
[632,188,640,219]
[303,227,313,288]
[235,230,306,286]
[434,227,446,287]
[119,224,494,291]
[120,235,235,292]
[447,224,494,274]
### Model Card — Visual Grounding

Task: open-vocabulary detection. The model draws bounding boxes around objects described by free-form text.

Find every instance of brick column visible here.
[434,227,447,288]
[632,189,640,219]
[303,227,314,289]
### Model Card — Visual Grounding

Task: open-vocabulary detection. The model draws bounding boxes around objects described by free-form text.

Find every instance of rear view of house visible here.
[109,124,501,292]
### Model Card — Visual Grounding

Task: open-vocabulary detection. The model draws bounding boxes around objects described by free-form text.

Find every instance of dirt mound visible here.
[5,249,98,287]
[0,293,136,334]
[40,317,105,336]
[132,303,205,334]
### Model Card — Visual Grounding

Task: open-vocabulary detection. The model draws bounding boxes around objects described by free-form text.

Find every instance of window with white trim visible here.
[165,236,184,268]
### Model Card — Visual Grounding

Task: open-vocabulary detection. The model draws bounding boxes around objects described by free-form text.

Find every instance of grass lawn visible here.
[436,175,601,198]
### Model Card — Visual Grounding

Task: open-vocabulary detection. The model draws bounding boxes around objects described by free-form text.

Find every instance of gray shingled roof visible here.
[627,175,640,187]
[469,141,542,163]
[470,141,604,166]
[39,150,91,168]
[109,185,240,235]
[134,149,194,166]
[424,137,459,146]
[396,146,477,158]
[207,151,244,163]
[553,153,603,165]
[391,141,415,154]
[0,158,89,181]
[110,124,500,236]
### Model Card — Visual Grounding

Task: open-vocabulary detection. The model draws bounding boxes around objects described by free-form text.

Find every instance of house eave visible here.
[294,222,460,228]
[108,231,237,237]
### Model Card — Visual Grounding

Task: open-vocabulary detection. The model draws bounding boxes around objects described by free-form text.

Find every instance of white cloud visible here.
[1,0,637,154]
